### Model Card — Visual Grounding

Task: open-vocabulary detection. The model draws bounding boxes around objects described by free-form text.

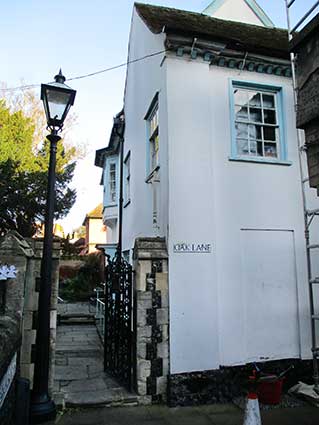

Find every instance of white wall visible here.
[166,57,314,374]
[122,9,169,253]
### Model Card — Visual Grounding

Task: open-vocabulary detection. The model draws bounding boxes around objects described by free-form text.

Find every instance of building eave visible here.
[94,110,124,168]
[135,3,288,59]
[165,32,292,77]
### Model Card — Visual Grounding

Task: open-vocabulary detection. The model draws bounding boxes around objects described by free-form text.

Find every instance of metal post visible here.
[117,132,124,264]
[30,129,61,423]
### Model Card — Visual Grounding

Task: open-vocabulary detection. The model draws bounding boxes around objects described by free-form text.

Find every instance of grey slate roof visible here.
[135,3,289,59]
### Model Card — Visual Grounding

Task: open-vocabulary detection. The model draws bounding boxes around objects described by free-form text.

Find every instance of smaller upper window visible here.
[124,152,131,205]
[149,104,159,172]
[145,93,160,177]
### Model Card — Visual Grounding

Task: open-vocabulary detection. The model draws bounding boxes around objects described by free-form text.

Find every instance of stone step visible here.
[64,389,138,408]
[58,316,95,325]
[59,313,95,319]
[53,390,138,409]
[56,348,102,357]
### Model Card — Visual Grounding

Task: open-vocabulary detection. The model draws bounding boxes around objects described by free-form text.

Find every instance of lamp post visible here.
[30,70,76,424]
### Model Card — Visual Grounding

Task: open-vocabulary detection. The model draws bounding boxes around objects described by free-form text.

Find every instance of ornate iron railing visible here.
[104,252,133,390]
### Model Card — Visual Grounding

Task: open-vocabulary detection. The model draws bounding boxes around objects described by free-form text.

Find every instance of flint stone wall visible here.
[169,359,313,406]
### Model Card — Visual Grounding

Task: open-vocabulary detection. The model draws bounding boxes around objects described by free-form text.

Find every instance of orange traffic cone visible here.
[243,370,262,425]
[243,391,262,425]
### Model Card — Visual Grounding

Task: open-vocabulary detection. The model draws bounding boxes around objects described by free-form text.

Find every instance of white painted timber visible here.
[204,0,267,27]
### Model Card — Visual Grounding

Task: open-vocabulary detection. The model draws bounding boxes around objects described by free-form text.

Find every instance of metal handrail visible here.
[94,286,105,340]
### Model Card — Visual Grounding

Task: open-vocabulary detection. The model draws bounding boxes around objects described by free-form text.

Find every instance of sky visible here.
[1,0,317,234]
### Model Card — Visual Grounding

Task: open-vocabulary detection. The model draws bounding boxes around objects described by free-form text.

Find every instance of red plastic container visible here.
[258,377,284,405]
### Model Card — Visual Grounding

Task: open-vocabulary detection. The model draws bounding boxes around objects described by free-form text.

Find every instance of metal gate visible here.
[104,253,133,389]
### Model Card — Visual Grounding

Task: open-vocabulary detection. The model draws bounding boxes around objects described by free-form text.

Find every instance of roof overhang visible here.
[289,13,319,53]
[135,3,289,60]
[94,109,124,168]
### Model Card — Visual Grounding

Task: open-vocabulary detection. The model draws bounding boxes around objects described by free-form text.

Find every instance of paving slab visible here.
[54,306,136,408]
[68,357,103,367]
[59,378,109,393]
[55,365,89,380]
[65,388,138,407]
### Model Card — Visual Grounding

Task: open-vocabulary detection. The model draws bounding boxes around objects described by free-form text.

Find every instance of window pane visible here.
[264,143,277,158]
[237,139,249,155]
[264,109,276,124]
[235,106,248,121]
[250,140,257,155]
[234,89,248,106]
[263,126,276,141]
[248,92,261,107]
[150,107,158,134]
[257,141,263,156]
[249,124,262,140]
[262,94,275,108]
[250,140,263,156]
[250,108,262,123]
[236,123,248,139]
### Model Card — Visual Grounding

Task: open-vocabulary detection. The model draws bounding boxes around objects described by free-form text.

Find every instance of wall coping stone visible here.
[133,238,168,261]
[0,232,34,258]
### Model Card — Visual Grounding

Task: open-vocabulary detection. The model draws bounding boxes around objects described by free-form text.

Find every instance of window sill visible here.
[145,165,160,183]
[124,199,131,208]
[228,156,292,166]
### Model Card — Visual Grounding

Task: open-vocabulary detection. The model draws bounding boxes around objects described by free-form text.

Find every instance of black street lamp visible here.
[30,70,76,424]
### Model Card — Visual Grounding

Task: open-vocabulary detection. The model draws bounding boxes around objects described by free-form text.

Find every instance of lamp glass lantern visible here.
[41,69,76,131]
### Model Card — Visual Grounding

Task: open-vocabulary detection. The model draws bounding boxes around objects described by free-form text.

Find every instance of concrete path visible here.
[51,403,319,425]
[54,305,137,407]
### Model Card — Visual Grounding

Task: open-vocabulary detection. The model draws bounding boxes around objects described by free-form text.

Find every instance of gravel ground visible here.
[233,393,308,411]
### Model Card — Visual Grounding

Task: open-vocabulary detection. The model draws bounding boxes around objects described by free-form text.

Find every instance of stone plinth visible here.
[0,231,33,424]
[23,238,60,393]
[133,237,169,404]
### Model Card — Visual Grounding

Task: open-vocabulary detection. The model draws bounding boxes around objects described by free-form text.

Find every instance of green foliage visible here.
[0,100,35,171]
[0,98,77,237]
[60,235,79,257]
[59,254,103,302]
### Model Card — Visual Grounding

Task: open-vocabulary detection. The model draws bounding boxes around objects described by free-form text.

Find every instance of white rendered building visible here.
[95,0,319,404]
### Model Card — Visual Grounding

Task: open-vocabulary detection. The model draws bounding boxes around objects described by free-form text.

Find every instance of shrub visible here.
[59,253,103,302]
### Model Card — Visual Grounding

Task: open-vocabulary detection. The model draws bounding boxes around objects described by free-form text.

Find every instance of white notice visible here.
[173,243,212,253]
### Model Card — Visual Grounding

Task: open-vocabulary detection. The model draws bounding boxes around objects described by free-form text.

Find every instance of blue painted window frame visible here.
[229,79,291,166]
[124,151,131,207]
[104,155,118,207]
[144,92,159,179]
